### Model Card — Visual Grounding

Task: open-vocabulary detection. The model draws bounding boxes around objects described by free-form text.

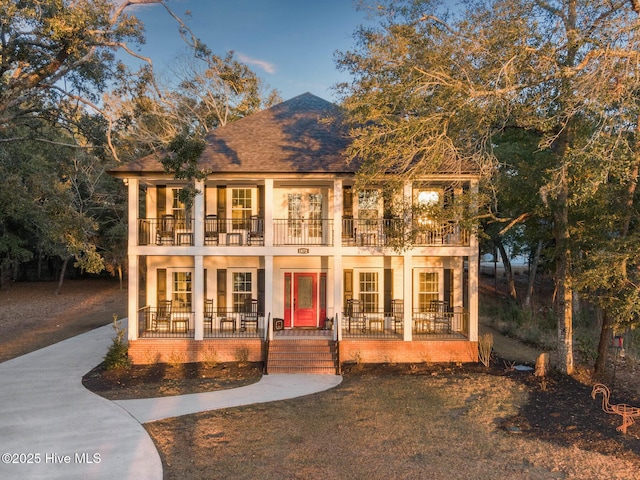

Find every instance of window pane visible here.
[288,194,302,236]
[232,272,252,312]
[172,188,188,228]
[298,276,313,309]
[419,272,439,311]
[309,193,323,237]
[172,271,192,307]
[359,272,378,313]
[232,189,252,229]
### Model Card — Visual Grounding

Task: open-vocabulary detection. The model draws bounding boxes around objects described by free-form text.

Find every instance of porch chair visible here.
[346,299,366,333]
[203,299,214,333]
[391,299,404,333]
[153,299,172,331]
[241,298,259,331]
[204,215,219,245]
[247,215,264,246]
[156,214,175,245]
[429,300,450,333]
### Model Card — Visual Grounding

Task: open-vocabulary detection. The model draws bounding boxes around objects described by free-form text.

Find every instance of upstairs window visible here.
[232,188,252,229]
[172,188,188,228]
[358,189,379,225]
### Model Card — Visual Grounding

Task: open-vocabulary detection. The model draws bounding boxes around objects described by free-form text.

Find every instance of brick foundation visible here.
[339,339,478,364]
[128,338,264,365]
[127,338,478,366]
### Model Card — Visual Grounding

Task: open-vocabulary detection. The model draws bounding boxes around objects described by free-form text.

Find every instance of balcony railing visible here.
[136,217,469,248]
[138,218,195,246]
[273,218,333,245]
[342,218,469,247]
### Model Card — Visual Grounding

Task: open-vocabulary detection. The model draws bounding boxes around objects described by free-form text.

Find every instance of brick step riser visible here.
[269,352,335,358]
[269,348,335,355]
[268,359,335,366]
[269,342,333,348]
[267,367,336,374]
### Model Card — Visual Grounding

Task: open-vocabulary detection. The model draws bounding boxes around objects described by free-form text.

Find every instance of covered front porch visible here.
[127,306,477,367]
[134,303,470,341]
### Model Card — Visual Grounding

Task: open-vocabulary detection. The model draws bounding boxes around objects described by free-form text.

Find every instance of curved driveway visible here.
[0,322,342,480]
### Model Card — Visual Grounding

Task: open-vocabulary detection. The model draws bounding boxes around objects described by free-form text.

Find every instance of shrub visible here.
[103,315,131,369]
[478,333,493,367]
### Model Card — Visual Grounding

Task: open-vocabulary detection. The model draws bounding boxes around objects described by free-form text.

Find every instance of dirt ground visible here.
[3,280,640,479]
[0,278,127,363]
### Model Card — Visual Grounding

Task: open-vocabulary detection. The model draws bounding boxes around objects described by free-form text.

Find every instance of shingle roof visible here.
[111,92,355,175]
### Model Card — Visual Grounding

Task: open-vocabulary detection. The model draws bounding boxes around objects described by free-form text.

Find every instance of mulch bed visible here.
[82,361,263,400]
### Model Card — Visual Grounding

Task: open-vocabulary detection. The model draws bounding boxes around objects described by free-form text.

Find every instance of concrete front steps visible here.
[266,339,338,374]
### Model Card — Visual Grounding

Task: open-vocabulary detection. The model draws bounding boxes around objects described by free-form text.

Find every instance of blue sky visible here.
[128,0,372,102]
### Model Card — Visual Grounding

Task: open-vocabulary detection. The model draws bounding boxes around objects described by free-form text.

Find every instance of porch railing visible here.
[137,305,195,338]
[340,307,469,340]
[340,307,403,339]
[203,307,265,338]
[411,308,469,339]
[137,305,264,338]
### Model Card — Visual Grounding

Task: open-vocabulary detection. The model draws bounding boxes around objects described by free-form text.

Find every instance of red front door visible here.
[293,273,317,327]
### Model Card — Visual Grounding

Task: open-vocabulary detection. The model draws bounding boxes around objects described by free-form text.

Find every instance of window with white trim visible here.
[232,188,252,229]
[359,272,379,313]
[171,271,192,308]
[418,272,439,311]
[172,188,188,228]
[232,271,253,312]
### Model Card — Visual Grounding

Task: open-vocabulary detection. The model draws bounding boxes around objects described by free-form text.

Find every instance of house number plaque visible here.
[298,248,309,254]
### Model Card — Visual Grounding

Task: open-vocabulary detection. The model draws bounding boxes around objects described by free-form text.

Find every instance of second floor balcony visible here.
[137,216,470,248]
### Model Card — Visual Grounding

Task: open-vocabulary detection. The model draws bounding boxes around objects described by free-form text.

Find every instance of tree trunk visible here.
[524,240,543,308]
[594,307,612,374]
[553,162,574,375]
[55,255,72,295]
[496,239,517,300]
[118,264,123,290]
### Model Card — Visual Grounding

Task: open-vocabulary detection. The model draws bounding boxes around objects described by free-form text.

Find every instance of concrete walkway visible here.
[0,322,342,480]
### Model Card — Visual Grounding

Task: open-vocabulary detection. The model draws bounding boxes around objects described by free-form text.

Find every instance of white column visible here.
[264,179,274,247]
[333,178,343,341]
[468,179,479,342]
[194,255,204,340]
[402,181,413,342]
[403,252,412,342]
[194,179,204,246]
[127,254,139,341]
[265,255,274,340]
[126,178,139,341]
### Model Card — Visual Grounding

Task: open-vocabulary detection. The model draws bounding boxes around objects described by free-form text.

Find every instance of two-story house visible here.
[109,93,480,372]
